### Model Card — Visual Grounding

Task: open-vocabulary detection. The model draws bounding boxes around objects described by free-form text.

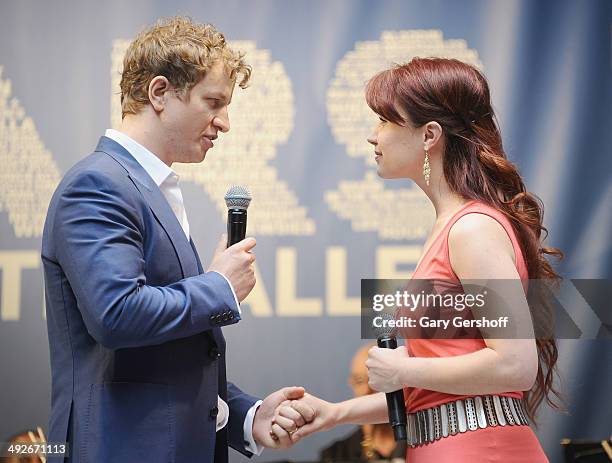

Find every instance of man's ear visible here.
[423,121,443,152]
[148,76,172,112]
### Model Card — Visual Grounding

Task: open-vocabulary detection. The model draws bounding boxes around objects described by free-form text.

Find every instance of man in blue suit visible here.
[41,17,311,462]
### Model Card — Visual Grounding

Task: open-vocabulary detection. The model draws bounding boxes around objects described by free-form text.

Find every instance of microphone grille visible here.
[224,185,252,210]
[376,310,397,338]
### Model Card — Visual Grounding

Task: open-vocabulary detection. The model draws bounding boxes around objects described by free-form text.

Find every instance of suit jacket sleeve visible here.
[226,382,260,457]
[51,170,240,349]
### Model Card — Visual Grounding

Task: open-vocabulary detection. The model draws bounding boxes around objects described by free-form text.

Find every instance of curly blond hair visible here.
[120,16,251,117]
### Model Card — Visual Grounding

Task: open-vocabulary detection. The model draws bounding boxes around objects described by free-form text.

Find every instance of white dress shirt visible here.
[104,129,263,455]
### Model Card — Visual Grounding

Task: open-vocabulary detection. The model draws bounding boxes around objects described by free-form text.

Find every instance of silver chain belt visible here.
[406,395,529,447]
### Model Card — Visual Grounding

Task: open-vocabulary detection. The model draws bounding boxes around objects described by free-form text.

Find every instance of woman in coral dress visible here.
[277,58,562,462]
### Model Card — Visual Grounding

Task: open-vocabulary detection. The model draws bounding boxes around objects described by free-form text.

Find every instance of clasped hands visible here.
[252,386,333,449]
[253,346,409,449]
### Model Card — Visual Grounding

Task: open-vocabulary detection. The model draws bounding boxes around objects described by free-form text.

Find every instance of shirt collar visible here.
[105,129,176,187]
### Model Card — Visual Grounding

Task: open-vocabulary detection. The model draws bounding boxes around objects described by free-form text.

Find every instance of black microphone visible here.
[224,185,252,247]
[377,331,408,441]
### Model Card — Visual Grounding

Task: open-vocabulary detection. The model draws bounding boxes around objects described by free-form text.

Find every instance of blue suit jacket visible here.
[41,137,258,463]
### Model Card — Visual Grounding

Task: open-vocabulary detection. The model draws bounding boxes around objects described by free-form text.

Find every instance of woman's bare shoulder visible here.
[448,212,517,279]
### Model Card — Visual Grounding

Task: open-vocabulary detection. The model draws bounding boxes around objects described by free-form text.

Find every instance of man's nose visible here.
[214,108,230,133]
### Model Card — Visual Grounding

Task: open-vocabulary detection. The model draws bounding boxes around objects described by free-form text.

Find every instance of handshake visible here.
[252,387,338,449]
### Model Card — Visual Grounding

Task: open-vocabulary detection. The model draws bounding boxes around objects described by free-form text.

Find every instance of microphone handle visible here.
[385,390,408,441]
[227,208,247,247]
[377,334,408,441]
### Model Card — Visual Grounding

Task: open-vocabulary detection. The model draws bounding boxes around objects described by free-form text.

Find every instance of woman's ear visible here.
[148,76,171,112]
[423,121,443,152]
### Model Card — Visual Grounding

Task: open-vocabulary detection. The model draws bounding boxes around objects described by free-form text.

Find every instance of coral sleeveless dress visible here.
[404,200,549,462]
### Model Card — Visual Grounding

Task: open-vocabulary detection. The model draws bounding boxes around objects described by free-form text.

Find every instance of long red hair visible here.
[365,57,563,423]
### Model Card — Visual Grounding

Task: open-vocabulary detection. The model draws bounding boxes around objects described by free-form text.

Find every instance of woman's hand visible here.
[366,346,411,393]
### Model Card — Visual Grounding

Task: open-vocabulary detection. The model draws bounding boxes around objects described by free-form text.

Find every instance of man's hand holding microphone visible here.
[207,234,256,303]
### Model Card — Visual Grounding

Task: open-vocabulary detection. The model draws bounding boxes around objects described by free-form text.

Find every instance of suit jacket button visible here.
[210,406,219,418]
[209,347,221,360]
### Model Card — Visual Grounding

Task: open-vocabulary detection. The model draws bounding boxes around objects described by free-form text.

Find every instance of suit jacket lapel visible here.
[95,136,199,279]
